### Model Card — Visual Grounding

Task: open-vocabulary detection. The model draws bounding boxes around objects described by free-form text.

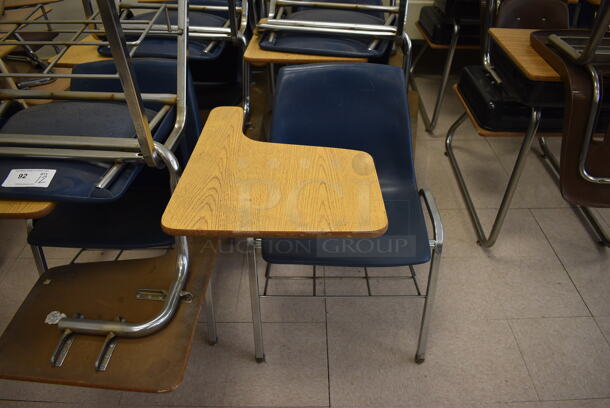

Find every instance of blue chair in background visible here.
[247,63,443,364]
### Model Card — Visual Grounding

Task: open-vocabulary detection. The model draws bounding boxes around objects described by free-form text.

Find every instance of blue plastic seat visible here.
[262,63,430,267]
[259,0,391,59]
[25,59,202,261]
[0,59,200,203]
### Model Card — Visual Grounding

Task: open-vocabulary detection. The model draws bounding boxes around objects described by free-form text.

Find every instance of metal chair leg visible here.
[445,108,541,247]
[26,219,47,276]
[238,33,251,128]
[538,136,610,247]
[204,271,218,345]
[415,189,443,364]
[409,21,460,133]
[415,241,442,363]
[247,237,265,362]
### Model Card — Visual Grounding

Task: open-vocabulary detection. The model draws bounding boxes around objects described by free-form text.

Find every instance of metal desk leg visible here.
[538,136,610,247]
[409,21,460,133]
[26,219,47,276]
[445,108,541,247]
[247,237,265,362]
[204,271,218,345]
[238,33,251,129]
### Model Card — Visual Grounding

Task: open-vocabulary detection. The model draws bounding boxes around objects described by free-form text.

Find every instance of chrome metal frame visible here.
[445,108,542,248]
[408,20,459,133]
[246,189,443,364]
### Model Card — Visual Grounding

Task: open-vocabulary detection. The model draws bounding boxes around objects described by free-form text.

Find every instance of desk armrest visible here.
[162,107,388,238]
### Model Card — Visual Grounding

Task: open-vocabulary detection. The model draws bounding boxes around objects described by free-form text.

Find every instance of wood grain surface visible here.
[162,106,388,238]
[0,237,218,393]
[0,199,55,218]
[489,28,560,82]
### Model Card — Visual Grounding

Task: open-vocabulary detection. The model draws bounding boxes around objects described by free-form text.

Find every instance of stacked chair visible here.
[247,0,411,101]
[96,0,250,119]
[0,0,220,392]
[409,0,480,132]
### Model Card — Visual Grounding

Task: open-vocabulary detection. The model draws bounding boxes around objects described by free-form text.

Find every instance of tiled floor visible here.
[1,42,609,408]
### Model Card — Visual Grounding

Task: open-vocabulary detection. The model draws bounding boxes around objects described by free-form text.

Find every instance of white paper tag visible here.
[2,169,56,188]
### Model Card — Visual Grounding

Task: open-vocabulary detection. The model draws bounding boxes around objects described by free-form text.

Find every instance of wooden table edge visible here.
[0,200,55,219]
[488,27,561,83]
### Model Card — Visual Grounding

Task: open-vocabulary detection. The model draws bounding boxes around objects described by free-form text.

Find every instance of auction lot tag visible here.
[2,169,56,188]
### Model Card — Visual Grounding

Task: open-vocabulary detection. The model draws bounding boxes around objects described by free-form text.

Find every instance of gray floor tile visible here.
[415,139,513,210]
[120,322,329,407]
[0,401,112,408]
[533,209,610,316]
[327,318,537,407]
[595,316,610,345]
[510,317,610,400]
[0,380,122,405]
[486,137,569,209]
[210,250,325,323]
[0,219,27,262]
[486,256,589,318]
[540,399,610,408]
[440,209,556,260]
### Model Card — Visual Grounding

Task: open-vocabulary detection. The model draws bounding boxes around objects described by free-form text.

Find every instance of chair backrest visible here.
[531,27,610,207]
[480,0,568,74]
[495,0,569,28]
[270,63,415,201]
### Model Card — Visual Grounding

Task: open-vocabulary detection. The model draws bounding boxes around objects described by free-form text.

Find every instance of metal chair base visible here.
[246,190,443,364]
[445,108,541,247]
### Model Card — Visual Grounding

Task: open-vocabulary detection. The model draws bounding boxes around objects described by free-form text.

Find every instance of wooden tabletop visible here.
[1,0,60,9]
[54,34,110,68]
[244,27,367,66]
[0,237,217,393]
[489,28,561,82]
[0,200,55,219]
[162,106,388,238]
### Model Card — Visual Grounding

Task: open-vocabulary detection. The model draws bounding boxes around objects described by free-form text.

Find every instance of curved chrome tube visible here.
[58,143,187,338]
[579,65,610,184]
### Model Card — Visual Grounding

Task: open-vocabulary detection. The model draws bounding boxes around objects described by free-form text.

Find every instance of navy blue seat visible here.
[25,59,202,266]
[262,63,430,267]
[27,167,174,249]
[0,59,200,203]
[259,0,391,59]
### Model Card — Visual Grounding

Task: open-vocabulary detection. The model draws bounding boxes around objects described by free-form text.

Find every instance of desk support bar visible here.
[445,108,541,247]
[408,20,459,133]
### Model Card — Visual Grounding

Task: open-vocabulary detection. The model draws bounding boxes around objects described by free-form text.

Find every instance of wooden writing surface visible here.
[162,107,388,238]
